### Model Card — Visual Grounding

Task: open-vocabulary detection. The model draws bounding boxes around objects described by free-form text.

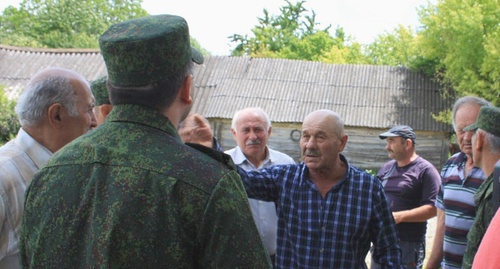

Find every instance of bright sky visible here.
[1,0,433,55]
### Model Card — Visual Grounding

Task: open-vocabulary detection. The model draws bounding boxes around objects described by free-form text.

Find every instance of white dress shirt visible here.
[0,129,52,269]
[225,146,295,255]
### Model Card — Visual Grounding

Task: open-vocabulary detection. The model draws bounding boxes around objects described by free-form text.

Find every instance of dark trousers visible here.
[370,240,425,269]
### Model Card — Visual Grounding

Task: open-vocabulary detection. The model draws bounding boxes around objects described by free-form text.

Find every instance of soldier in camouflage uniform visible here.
[20,14,271,268]
[462,106,500,268]
[90,75,113,126]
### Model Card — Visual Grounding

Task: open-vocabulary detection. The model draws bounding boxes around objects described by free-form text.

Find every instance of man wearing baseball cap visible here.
[20,14,271,268]
[372,125,441,269]
[462,106,500,268]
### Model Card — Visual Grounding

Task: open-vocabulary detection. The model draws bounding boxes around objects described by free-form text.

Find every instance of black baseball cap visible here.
[379,125,416,144]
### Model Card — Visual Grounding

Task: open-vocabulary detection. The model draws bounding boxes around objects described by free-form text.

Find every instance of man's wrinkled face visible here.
[300,112,346,171]
[60,80,97,145]
[231,113,270,160]
[454,104,481,155]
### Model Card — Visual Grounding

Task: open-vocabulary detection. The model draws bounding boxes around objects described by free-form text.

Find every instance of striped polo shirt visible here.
[435,152,486,269]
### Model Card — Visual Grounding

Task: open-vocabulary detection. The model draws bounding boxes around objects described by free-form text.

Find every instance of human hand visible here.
[178,113,214,148]
[392,211,403,224]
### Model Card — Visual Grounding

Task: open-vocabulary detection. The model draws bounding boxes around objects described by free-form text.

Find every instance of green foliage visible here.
[229,0,367,63]
[431,108,452,126]
[416,0,499,105]
[364,169,377,176]
[0,0,149,48]
[365,25,419,67]
[0,88,20,144]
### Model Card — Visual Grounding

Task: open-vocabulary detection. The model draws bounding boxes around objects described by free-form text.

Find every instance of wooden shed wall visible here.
[211,119,450,171]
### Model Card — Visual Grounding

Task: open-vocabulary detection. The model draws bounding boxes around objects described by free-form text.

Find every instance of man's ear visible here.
[475,131,485,152]
[180,75,192,105]
[47,103,64,128]
[100,104,113,118]
[230,128,237,139]
[339,134,349,152]
[405,138,413,149]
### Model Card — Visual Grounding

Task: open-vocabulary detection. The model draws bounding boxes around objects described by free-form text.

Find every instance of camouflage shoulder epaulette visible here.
[185,143,236,171]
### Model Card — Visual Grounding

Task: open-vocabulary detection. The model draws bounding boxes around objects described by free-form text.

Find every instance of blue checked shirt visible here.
[237,154,402,268]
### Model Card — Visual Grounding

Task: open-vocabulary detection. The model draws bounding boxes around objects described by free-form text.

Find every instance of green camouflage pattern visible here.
[462,173,495,269]
[90,76,110,105]
[463,106,500,136]
[20,104,271,268]
[99,14,203,86]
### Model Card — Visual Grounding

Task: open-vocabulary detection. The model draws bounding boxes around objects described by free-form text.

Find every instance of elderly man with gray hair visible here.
[225,107,295,266]
[0,67,97,269]
[426,96,492,269]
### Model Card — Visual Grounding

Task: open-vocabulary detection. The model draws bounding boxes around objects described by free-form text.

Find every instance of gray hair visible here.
[479,129,500,154]
[231,107,272,132]
[452,96,492,131]
[15,76,79,127]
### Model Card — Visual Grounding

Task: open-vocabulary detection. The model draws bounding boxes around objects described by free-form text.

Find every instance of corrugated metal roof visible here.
[0,45,453,132]
[192,57,453,132]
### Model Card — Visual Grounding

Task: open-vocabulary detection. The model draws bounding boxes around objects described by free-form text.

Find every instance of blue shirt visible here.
[237,154,402,268]
[225,146,295,255]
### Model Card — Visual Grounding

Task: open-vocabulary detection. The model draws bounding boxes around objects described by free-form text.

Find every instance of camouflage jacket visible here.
[462,173,495,269]
[20,104,271,269]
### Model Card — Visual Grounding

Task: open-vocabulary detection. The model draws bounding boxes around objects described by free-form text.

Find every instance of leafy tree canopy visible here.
[229,0,367,63]
[416,0,499,105]
[0,0,148,48]
[365,25,419,67]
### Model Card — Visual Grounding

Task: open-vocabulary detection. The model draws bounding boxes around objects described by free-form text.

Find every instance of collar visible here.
[106,104,181,142]
[230,146,271,166]
[15,128,52,169]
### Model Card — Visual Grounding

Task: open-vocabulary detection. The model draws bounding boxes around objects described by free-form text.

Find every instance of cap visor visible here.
[379,131,400,139]
[191,47,204,64]
[463,123,478,132]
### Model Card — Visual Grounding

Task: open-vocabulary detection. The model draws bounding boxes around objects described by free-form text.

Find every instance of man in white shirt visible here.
[0,67,97,268]
[225,107,295,266]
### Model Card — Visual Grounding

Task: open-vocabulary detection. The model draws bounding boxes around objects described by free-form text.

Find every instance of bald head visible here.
[27,67,89,87]
[303,109,345,139]
[300,109,348,174]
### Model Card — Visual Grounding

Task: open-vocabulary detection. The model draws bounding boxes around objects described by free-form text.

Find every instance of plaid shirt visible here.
[237,154,401,268]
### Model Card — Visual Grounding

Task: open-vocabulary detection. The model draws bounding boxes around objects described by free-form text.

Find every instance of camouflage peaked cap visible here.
[90,76,110,105]
[99,14,203,86]
[463,106,500,137]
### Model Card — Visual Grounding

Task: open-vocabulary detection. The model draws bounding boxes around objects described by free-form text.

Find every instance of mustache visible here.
[246,140,261,146]
[304,149,321,157]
